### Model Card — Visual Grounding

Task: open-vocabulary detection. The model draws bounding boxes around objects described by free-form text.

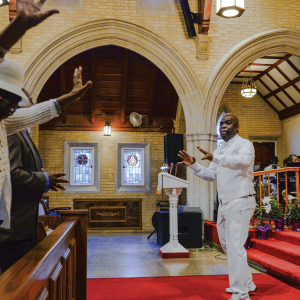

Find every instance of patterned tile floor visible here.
[87,233,261,278]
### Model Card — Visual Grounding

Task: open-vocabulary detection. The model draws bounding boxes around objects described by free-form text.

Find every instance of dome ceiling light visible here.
[216,0,245,18]
[241,64,257,98]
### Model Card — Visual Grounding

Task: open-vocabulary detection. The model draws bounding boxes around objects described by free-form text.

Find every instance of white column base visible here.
[159,241,189,259]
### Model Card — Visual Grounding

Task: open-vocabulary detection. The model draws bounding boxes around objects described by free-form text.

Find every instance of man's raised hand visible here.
[17,0,59,30]
[0,0,59,57]
[56,66,92,110]
[177,150,196,166]
[197,147,213,161]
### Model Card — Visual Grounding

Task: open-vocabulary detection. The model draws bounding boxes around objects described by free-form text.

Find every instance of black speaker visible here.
[157,211,202,248]
[164,133,184,163]
[179,0,197,37]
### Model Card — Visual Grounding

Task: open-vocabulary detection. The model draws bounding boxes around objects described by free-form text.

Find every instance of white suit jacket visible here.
[188,134,255,204]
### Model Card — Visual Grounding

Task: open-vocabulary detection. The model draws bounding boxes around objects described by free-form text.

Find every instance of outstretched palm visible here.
[177,150,196,166]
[17,0,59,29]
[70,66,92,101]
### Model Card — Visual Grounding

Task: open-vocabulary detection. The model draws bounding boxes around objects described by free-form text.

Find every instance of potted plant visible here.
[254,204,270,240]
[287,194,300,231]
[270,199,285,231]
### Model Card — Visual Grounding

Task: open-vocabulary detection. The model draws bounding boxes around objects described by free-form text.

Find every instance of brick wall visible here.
[2,1,300,89]
[219,83,286,165]
[1,0,297,229]
[39,130,165,232]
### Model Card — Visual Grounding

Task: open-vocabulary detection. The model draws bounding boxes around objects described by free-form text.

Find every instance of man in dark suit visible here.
[0,90,68,274]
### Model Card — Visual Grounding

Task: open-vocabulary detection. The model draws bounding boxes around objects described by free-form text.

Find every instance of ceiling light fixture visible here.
[241,64,257,98]
[104,122,111,136]
[216,0,245,18]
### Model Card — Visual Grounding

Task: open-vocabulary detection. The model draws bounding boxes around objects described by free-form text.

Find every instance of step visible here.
[247,249,300,286]
[252,238,300,266]
[272,231,300,247]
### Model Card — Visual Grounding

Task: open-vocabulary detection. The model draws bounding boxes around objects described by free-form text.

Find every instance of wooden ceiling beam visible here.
[59,65,67,124]
[256,90,279,113]
[9,0,16,21]
[260,56,287,59]
[198,0,212,34]
[279,102,300,120]
[258,78,287,109]
[274,66,298,105]
[148,67,158,125]
[120,49,129,125]
[264,75,300,101]
[250,63,273,67]
[286,57,300,76]
[90,49,97,124]
[254,54,292,81]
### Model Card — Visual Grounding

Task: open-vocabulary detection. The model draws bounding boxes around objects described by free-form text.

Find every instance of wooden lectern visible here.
[156,172,189,258]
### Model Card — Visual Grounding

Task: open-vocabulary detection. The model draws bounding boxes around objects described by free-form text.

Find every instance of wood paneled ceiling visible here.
[38,45,179,132]
[232,53,300,120]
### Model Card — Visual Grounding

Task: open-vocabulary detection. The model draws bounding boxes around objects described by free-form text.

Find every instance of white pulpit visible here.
[156,172,189,258]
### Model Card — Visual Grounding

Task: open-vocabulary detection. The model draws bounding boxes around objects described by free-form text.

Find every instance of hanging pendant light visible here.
[216,0,245,18]
[104,122,111,136]
[241,64,257,98]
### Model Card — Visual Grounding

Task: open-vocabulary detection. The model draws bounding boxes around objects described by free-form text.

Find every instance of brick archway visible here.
[24,19,203,134]
[204,28,300,133]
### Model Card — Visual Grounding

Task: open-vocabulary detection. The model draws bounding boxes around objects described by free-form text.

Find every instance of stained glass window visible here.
[121,148,144,185]
[70,147,94,185]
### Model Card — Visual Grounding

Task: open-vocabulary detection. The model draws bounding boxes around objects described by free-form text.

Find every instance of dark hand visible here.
[0,0,59,58]
[177,150,196,166]
[197,147,213,161]
[56,66,92,110]
[17,0,59,30]
[47,172,69,192]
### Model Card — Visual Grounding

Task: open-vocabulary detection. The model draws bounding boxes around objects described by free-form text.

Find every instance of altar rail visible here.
[0,209,88,300]
[254,167,300,209]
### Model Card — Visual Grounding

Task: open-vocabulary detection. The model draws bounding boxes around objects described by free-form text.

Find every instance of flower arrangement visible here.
[269,199,284,221]
[254,202,270,231]
[288,193,300,220]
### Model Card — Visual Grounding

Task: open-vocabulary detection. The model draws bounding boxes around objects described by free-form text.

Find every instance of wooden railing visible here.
[254,167,300,209]
[0,209,88,300]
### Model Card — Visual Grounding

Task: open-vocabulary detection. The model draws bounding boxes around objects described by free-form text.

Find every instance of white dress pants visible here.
[217,196,256,300]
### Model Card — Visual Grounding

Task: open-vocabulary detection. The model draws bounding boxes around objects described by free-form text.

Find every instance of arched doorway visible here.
[23,19,204,134]
[204,28,300,134]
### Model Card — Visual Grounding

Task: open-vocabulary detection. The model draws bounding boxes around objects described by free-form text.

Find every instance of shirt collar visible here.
[220,134,239,147]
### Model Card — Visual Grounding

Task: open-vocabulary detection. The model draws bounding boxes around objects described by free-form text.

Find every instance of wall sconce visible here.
[216,0,245,18]
[104,122,111,136]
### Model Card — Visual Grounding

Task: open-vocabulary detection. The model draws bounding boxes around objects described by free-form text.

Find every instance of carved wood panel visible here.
[74,199,142,229]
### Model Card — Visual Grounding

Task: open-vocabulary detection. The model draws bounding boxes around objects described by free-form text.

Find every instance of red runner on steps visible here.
[87,273,300,300]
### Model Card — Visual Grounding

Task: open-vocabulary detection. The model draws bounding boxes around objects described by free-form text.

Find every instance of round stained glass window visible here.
[76,154,88,166]
[127,155,138,166]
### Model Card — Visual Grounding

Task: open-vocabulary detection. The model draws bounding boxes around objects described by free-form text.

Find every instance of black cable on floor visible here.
[215,252,227,260]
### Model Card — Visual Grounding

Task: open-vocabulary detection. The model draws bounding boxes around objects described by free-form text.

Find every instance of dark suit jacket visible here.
[0,131,46,242]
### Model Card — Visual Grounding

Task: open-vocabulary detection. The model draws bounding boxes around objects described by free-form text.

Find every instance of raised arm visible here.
[0,0,59,58]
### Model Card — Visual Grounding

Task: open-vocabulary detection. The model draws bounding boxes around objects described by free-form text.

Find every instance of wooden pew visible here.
[0,209,88,300]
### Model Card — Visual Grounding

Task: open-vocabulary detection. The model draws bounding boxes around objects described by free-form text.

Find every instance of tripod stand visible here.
[147,211,158,239]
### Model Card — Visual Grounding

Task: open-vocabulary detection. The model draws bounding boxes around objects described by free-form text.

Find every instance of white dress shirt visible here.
[188,134,255,204]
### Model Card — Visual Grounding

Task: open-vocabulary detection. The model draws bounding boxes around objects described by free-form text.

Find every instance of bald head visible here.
[219,113,239,142]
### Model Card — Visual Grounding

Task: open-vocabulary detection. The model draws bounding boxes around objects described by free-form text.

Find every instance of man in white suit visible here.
[178,114,256,300]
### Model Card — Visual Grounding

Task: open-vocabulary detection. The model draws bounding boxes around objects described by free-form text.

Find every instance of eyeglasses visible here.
[9,105,17,116]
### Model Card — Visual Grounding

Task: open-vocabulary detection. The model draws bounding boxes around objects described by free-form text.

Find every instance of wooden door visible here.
[253,142,275,171]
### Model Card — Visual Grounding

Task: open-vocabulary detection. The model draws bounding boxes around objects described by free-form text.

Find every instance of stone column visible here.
[185,132,217,220]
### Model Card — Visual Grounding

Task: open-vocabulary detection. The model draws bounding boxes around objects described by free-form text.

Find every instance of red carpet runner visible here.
[205,222,300,286]
[87,273,300,300]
